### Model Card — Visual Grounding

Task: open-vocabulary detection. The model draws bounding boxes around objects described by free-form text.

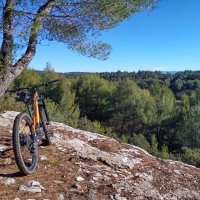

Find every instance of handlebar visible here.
[6,79,60,93]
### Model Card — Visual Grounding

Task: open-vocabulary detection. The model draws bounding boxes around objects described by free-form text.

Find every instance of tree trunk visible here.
[0,47,36,101]
[0,0,55,102]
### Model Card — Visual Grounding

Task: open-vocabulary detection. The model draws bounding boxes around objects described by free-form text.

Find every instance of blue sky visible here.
[30,0,200,73]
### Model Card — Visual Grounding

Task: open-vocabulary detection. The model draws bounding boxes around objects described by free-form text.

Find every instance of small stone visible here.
[76,176,84,181]
[0,145,7,151]
[103,175,110,181]
[174,170,181,174]
[74,183,81,189]
[27,180,45,189]
[54,180,64,184]
[40,155,47,160]
[88,188,96,200]
[168,197,178,200]
[57,194,65,200]
[115,194,128,200]
[93,177,98,181]
[19,185,41,193]
[4,158,12,164]
[14,198,20,200]
[58,147,63,150]
[95,172,102,177]
[2,178,15,185]
[113,174,118,178]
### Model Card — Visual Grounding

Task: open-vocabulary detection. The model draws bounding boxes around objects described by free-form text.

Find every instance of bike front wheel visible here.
[13,113,38,175]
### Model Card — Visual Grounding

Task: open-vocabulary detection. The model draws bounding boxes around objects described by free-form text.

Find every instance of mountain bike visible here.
[6,79,59,175]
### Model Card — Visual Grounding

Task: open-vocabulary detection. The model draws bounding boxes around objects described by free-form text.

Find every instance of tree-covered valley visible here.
[1,66,200,168]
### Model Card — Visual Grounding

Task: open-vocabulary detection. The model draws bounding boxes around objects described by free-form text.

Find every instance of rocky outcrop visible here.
[0,111,200,200]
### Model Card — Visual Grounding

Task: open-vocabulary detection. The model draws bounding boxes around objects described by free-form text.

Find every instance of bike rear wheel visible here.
[13,113,38,175]
[39,106,52,145]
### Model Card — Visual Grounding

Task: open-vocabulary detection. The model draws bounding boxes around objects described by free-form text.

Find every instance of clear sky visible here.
[30,0,200,73]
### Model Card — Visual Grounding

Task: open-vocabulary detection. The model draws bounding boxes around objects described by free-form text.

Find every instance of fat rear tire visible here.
[39,106,52,145]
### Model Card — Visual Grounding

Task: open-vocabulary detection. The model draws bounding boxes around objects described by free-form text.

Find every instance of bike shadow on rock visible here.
[0,172,25,177]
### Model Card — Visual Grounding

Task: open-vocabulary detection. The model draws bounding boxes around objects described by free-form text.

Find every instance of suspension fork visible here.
[40,98,50,123]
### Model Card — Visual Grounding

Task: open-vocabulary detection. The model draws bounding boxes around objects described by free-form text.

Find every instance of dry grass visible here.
[44,158,59,167]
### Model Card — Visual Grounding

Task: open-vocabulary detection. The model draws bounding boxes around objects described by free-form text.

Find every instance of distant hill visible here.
[36,70,179,75]
[162,71,178,74]
[36,70,92,76]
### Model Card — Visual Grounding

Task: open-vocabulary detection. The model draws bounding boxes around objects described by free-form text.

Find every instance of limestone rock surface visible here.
[0,111,200,200]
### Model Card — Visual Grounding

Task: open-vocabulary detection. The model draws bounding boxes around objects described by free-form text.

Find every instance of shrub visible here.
[158,144,170,159]
[181,147,200,167]
[150,134,170,159]
[132,134,151,152]
[121,134,128,143]
[78,116,97,133]
[92,121,105,134]
[0,93,24,112]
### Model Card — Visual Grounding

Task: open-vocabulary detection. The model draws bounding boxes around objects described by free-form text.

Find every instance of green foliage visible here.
[0,93,24,112]
[132,134,151,152]
[59,77,80,127]
[159,145,170,159]
[181,147,200,167]
[40,63,59,84]
[120,134,128,143]
[150,134,170,159]
[149,82,175,123]
[92,121,105,135]
[13,68,40,88]
[75,74,114,122]
[150,134,159,156]
[78,116,97,133]
[39,63,59,100]
[177,104,200,149]
[109,79,156,135]
[43,98,59,120]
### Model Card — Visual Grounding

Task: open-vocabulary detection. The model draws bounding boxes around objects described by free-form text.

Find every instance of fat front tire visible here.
[39,106,52,145]
[13,113,38,175]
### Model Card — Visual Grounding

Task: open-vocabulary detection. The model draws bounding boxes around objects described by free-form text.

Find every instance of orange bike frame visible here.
[32,92,40,133]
